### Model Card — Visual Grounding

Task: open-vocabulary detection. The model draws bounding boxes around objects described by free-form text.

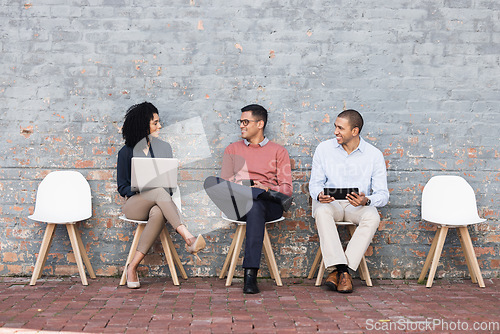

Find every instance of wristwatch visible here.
[365,198,371,206]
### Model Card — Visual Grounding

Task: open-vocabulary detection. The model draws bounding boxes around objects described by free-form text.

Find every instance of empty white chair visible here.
[418,175,486,288]
[29,171,95,285]
[219,214,284,287]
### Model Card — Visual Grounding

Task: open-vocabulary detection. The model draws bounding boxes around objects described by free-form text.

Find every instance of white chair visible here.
[29,171,96,286]
[418,175,486,288]
[307,222,372,287]
[219,214,284,287]
[119,187,187,286]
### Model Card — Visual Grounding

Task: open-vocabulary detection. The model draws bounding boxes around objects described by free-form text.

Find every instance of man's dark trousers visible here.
[204,176,283,269]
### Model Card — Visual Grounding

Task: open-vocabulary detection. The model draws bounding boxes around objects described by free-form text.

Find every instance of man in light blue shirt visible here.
[309,109,389,293]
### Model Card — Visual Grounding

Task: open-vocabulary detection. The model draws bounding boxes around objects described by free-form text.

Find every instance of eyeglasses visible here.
[237,119,260,126]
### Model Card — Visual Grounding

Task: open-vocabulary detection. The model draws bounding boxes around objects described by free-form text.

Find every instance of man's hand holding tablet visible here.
[345,191,369,207]
[318,187,369,207]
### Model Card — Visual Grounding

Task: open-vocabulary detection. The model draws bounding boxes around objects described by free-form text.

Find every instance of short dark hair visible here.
[122,102,158,147]
[338,109,363,133]
[241,104,268,129]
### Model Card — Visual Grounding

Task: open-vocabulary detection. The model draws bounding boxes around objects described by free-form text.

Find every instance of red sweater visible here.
[221,139,293,196]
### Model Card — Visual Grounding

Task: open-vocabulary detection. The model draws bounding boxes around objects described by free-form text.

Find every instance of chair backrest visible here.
[421,175,485,226]
[28,171,92,224]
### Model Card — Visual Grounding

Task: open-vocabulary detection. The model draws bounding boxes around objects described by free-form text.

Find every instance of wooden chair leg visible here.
[262,237,275,280]
[263,228,282,286]
[75,224,96,279]
[226,225,246,287]
[164,228,187,280]
[220,226,239,279]
[37,224,56,280]
[457,227,477,283]
[457,226,485,288]
[120,224,145,286]
[159,227,179,286]
[315,258,325,286]
[426,226,448,288]
[358,261,366,281]
[358,256,372,287]
[262,226,276,280]
[30,224,57,285]
[418,227,441,284]
[66,224,89,286]
[308,247,322,280]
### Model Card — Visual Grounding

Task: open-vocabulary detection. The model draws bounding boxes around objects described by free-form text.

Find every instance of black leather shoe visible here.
[243,268,260,294]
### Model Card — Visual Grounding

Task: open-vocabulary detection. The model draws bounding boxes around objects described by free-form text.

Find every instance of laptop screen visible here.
[131,158,178,192]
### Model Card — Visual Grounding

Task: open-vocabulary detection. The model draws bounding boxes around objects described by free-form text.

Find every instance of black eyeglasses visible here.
[237,119,260,126]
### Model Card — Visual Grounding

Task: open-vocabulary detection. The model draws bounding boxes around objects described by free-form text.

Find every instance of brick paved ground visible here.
[0,276,498,333]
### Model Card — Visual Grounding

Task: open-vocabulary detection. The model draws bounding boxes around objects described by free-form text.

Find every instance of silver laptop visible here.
[131,157,178,192]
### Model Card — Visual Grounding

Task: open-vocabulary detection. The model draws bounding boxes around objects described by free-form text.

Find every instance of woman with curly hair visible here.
[117,101,205,289]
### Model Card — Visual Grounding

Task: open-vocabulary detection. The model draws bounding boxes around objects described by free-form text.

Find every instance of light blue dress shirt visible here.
[309,137,389,208]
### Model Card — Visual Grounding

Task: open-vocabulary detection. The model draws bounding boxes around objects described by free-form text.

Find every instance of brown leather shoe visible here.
[324,270,339,291]
[337,272,353,293]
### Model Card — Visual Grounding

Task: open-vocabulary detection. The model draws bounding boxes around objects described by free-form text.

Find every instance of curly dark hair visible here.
[122,102,159,147]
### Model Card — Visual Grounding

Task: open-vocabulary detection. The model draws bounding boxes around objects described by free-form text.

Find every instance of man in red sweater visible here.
[204,104,292,294]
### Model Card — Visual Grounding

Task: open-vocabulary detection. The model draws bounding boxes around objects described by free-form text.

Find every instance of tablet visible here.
[323,188,359,200]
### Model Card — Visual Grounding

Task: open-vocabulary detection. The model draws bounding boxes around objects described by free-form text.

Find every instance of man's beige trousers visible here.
[314,200,379,271]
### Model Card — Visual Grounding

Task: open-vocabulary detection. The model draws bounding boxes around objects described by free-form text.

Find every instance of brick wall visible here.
[1,1,498,280]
